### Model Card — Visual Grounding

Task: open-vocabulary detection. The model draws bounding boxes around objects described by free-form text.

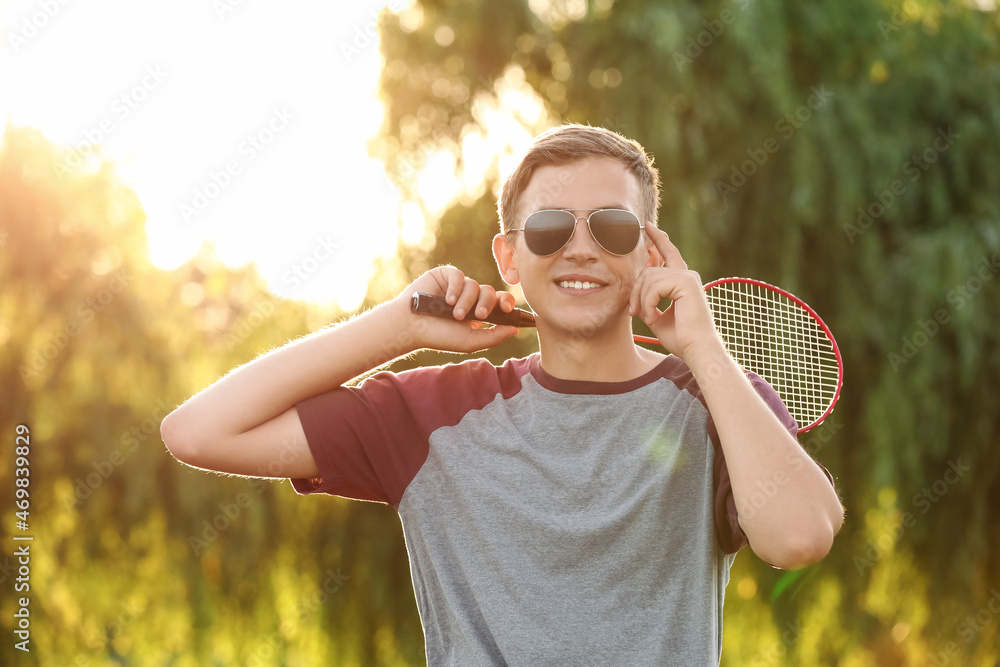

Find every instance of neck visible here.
[535,317,664,382]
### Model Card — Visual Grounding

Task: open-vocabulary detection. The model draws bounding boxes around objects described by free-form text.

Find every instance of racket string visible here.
[706,282,839,428]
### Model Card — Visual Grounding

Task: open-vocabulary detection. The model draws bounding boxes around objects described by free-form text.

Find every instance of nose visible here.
[561,213,600,259]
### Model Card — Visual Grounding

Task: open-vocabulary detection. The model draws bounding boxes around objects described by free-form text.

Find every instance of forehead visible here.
[517,157,641,215]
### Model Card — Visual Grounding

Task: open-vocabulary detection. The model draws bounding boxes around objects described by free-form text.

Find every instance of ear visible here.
[643,224,664,268]
[492,233,521,286]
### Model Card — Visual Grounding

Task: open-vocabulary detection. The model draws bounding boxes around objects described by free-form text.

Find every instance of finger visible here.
[628,271,648,317]
[452,277,480,319]
[443,268,466,305]
[473,285,498,319]
[644,294,669,327]
[496,290,516,313]
[644,222,687,271]
[470,324,519,348]
[631,269,672,319]
[639,277,667,325]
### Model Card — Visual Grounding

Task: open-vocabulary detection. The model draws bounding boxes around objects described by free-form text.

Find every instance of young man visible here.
[161,124,843,665]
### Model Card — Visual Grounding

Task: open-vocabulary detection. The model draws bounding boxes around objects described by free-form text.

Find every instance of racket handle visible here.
[410,292,536,328]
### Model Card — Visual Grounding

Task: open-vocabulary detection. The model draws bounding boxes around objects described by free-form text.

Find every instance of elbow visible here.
[745,485,844,570]
[759,525,837,570]
[160,409,203,466]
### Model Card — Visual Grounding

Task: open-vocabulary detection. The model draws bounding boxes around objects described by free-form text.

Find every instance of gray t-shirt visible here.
[293,353,802,666]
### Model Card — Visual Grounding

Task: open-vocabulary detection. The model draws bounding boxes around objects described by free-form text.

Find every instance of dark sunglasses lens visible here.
[524,211,575,255]
[590,210,641,254]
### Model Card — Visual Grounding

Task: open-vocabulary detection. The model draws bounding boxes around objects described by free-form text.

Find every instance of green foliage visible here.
[375,0,1000,663]
[0,126,423,666]
[3,0,999,663]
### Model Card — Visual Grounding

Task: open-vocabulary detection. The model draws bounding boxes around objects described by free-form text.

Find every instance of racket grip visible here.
[410,292,536,328]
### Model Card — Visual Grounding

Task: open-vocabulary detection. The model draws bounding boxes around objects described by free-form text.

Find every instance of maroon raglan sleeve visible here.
[289,358,524,507]
[712,371,836,554]
[289,370,428,505]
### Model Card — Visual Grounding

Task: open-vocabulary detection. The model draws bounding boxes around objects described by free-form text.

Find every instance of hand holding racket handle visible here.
[411,293,536,328]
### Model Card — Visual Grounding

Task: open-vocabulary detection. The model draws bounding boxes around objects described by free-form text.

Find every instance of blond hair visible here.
[497,124,661,234]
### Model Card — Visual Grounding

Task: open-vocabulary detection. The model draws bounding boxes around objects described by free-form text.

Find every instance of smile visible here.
[559,280,602,290]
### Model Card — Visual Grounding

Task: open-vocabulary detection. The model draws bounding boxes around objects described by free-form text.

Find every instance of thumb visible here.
[467,325,520,350]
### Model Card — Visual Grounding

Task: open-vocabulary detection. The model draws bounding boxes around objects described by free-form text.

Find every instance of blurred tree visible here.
[3,0,999,662]
[0,125,424,666]
[373,0,1000,663]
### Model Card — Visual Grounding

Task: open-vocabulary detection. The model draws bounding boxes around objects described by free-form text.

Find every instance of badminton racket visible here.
[412,278,843,432]
[633,277,842,433]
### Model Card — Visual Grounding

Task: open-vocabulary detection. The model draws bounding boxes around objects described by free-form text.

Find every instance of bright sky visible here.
[0,0,410,311]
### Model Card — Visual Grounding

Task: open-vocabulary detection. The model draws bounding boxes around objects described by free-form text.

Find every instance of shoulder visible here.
[357,354,535,415]
[653,355,799,435]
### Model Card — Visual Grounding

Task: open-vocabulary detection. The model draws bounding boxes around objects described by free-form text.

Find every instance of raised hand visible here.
[628,223,726,368]
[396,266,521,353]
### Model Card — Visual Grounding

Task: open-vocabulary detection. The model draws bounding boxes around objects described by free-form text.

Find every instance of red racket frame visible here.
[633,277,843,433]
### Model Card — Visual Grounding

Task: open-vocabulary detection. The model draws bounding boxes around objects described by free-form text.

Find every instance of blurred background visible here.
[2,0,999,664]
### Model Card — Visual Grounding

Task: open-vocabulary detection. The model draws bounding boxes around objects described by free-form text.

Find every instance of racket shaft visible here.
[411,293,536,327]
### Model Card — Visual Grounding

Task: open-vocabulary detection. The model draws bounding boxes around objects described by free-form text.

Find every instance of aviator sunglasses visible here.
[507,209,644,256]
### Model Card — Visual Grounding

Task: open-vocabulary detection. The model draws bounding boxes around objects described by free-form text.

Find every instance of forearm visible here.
[162,265,520,453]
[159,266,518,476]
[164,298,416,443]
[688,346,844,569]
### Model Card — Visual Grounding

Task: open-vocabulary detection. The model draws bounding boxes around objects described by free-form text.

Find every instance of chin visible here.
[543,304,626,340]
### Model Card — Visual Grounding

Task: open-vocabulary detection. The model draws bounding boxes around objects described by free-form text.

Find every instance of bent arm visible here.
[689,346,844,570]
[160,300,411,478]
[632,224,842,569]
[160,268,519,479]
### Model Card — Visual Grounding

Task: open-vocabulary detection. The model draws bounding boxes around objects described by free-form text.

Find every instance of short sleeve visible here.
[288,358,531,507]
[290,371,430,506]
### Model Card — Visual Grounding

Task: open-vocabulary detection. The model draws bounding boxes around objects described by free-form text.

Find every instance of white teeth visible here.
[559,281,600,289]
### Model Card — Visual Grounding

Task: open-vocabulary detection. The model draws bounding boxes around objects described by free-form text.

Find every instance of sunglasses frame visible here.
[507,208,644,257]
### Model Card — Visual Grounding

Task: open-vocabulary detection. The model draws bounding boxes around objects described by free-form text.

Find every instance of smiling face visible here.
[493,157,661,341]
